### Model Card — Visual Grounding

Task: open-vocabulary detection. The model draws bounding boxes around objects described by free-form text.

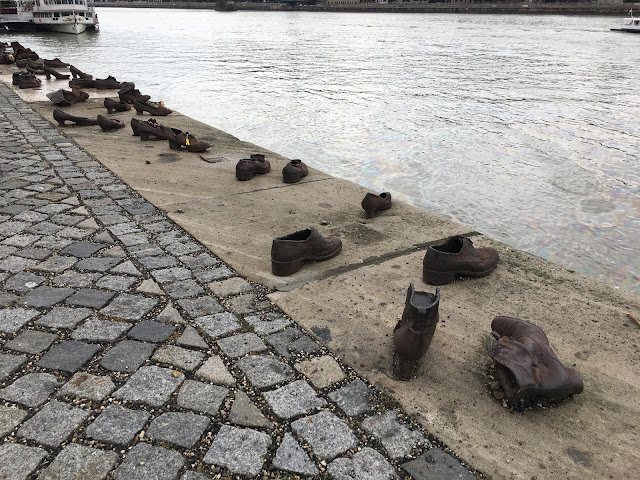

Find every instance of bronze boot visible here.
[393,283,440,380]
[361,192,392,218]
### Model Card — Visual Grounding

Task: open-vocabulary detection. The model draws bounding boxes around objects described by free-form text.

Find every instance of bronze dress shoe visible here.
[104,97,132,113]
[423,236,499,285]
[393,283,440,381]
[97,115,125,132]
[69,78,96,89]
[119,83,151,104]
[46,89,78,106]
[69,65,91,79]
[172,132,210,153]
[271,227,342,276]
[95,75,122,89]
[236,157,271,181]
[489,316,583,402]
[43,58,69,68]
[43,65,69,80]
[361,192,392,218]
[282,159,309,183]
[133,100,172,116]
[53,109,98,126]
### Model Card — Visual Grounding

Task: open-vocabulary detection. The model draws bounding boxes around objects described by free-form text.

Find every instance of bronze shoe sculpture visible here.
[69,65,91,79]
[46,89,78,106]
[53,109,98,127]
[271,227,342,276]
[282,159,309,183]
[43,58,69,68]
[69,78,96,89]
[393,283,440,381]
[97,115,125,132]
[361,192,392,218]
[70,88,89,102]
[18,76,41,89]
[133,100,172,116]
[489,316,583,402]
[104,97,132,114]
[13,72,32,85]
[119,82,151,104]
[423,235,499,285]
[132,118,175,141]
[95,75,122,89]
[168,131,210,153]
[43,65,70,80]
[236,156,271,181]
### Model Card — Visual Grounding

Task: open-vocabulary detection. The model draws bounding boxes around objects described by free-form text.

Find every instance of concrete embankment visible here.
[94,1,637,16]
[2,66,639,480]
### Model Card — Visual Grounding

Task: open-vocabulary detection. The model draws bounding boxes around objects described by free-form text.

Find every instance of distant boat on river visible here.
[0,0,98,34]
[611,10,640,33]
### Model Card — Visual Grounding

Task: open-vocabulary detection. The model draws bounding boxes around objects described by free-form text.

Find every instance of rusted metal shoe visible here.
[393,283,440,380]
[133,118,175,141]
[271,227,342,276]
[236,156,271,181]
[43,58,69,68]
[46,89,78,106]
[95,75,122,89]
[104,97,132,114]
[361,192,392,218]
[13,72,32,85]
[69,65,91,79]
[168,131,210,153]
[70,88,89,102]
[423,235,499,285]
[133,100,172,116]
[69,78,96,89]
[282,159,309,183]
[118,82,151,104]
[489,316,583,402]
[18,75,41,89]
[43,65,70,80]
[97,115,125,132]
[53,109,98,126]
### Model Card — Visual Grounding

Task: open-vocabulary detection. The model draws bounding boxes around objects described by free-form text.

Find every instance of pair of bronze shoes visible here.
[133,100,172,116]
[131,118,210,153]
[104,97,131,114]
[235,156,310,183]
[119,82,151,104]
[392,285,584,403]
[47,88,89,107]
[54,110,122,130]
[271,227,342,276]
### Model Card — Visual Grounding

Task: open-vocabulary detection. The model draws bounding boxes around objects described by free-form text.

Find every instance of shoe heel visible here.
[423,269,455,286]
[134,106,144,115]
[393,354,417,381]
[271,259,303,276]
[236,171,254,181]
[106,107,113,114]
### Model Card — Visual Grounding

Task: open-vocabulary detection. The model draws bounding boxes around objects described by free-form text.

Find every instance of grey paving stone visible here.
[0,307,39,333]
[51,270,101,288]
[75,257,121,272]
[165,241,201,256]
[0,353,27,382]
[272,432,318,477]
[20,285,74,308]
[401,448,476,480]
[97,213,129,226]
[110,260,141,276]
[86,404,150,445]
[229,391,273,429]
[18,400,89,448]
[14,246,51,261]
[164,279,204,299]
[2,233,41,247]
[152,345,205,371]
[177,296,223,318]
[194,266,234,283]
[35,306,92,329]
[0,372,61,407]
[236,355,293,389]
[128,321,176,342]
[99,340,156,372]
[0,443,47,480]
[0,245,18,259]
[4,272,45,293]
[0,220,31,235]
[40,446,117,480]
[204,425,271,477]
[0,405,28,437]
[291,411,358,460]
[146,412,210,448]
[58,226,93,239]
[295,355,345,388]
[58,372,115,401]
[26,221,62,235]
[113,366,185,407]
[0,255,38,273]
[136,278,164,295]
[61,241,105,258]
[138,255,178,270]
[328,447,397,480]
[33,236,72,250]
[100,294,158,320]
[177,380,229,416]
[5,330,58,353]
[179,253,218,270]
[49,213,84,227]
[37,340,100,373]
[118,232,149,247]
[155,302,185,324]
[65,288,117,308]
[266,327,321,358]
[94,274,137,291]
[217,332,268,358]
[328,379,373,416]
[36,203,73,214]
[180,472,209,480]
[151,267,191,285]
[245,312,292,335]
[71,319,132,342]
[263,380,327,419]
[362,411,425,459]
[176,325,208,349]
[194,312,240,339]
[227,293,270,315]
[14,211,47,223]
[208,277,253,297]
[113,442,183,480]
[195,355,235,386]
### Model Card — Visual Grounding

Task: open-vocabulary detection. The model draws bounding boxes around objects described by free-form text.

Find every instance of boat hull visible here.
[611,28,640,33]
[43,21,87,34]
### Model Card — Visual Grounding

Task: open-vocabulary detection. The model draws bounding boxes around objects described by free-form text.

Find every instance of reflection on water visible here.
[4,9,639,294]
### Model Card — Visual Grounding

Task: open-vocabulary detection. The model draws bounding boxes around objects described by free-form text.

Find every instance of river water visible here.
[4,9,639,294]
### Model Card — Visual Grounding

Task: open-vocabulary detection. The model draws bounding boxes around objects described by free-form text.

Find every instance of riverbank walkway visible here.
[0,84,477,479]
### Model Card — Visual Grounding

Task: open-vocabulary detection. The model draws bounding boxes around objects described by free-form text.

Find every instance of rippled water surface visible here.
[5,9,640,294]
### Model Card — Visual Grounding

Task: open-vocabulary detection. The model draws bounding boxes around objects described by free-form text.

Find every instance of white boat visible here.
[0,0,98,34]
[611,11,640,33]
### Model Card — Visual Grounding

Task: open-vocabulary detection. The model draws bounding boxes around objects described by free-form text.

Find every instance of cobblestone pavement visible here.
[0,83,479,479]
